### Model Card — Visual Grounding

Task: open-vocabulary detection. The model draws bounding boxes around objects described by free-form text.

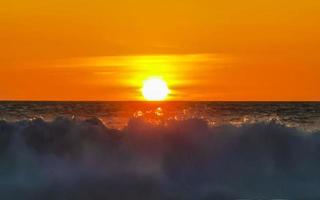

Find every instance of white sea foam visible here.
[0,117,320,199]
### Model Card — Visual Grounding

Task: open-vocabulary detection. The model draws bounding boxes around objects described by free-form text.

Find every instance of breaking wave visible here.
[1,117,320,199]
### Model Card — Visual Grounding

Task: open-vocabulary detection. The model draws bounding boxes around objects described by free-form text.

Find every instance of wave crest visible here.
[0,117,320,199]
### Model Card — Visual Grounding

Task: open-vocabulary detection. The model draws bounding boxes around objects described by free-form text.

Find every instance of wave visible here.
[0,117,320,199]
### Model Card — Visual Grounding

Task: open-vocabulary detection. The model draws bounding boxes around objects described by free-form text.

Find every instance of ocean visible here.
[1,101,319,131]
[1,101,320,199]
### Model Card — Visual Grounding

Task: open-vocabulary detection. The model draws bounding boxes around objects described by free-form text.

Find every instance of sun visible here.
[142,78,170,101]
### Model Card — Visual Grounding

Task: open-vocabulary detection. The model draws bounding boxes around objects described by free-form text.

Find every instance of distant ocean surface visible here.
[1,101,319,131]
[1,101,320,199]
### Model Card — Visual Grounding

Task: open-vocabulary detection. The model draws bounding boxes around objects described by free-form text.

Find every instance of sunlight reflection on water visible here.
[0,102,319,131]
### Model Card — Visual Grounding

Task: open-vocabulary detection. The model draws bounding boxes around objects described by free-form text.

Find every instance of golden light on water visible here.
[142,78,170,101]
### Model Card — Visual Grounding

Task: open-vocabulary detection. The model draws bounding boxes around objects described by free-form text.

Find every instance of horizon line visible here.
[0,100,319,103]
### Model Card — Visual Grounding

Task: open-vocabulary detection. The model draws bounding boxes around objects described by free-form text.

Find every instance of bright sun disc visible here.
[142,78,169,101]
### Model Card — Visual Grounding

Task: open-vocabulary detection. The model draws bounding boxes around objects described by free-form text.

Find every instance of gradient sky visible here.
[1,0,319,101]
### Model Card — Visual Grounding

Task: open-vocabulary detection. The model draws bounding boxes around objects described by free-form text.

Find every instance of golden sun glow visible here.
[142,78,170,101]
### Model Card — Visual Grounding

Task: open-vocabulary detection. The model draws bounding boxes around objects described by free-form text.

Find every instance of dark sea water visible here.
[0,101,319,131]
[1,101,320,199]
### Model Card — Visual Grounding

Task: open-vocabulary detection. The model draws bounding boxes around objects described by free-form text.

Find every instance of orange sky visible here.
[0,0,319,101]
